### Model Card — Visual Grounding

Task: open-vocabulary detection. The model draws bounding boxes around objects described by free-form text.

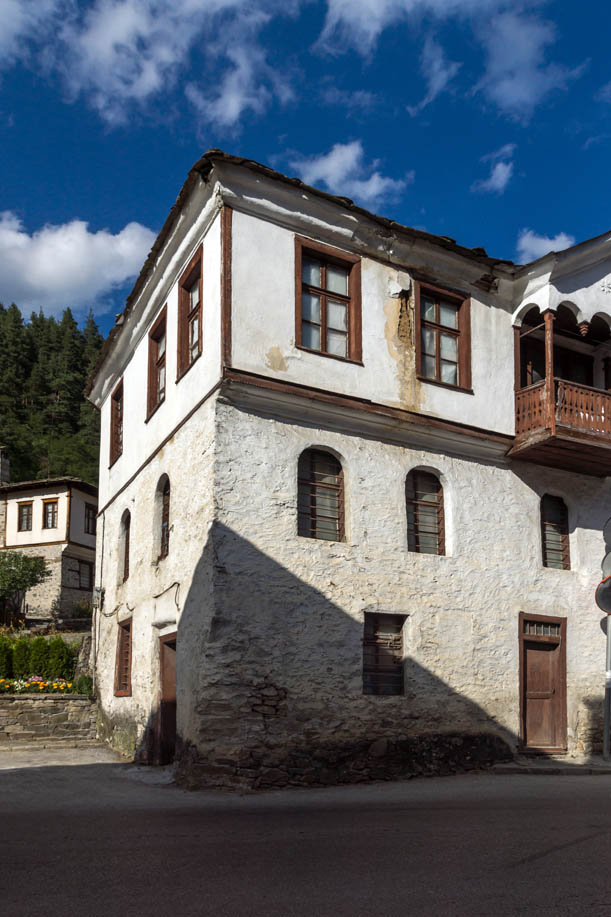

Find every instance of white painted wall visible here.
[230,209,516,435]
[98,208,223,509]
[69,488,97,549]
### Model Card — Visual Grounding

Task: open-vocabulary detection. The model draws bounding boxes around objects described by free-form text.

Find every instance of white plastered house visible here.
[87,151,611,787]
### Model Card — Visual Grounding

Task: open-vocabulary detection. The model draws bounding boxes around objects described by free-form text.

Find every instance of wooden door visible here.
[158,633,177,765]
[520,614,566,752]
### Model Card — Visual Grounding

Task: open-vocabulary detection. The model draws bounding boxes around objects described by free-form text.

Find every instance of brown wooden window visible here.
[84,503,97,536]
[541,495,570,570]
[110,380,123,464]
[363,613,406,695]
[160,478,170,559]
[114,619,132,697]
[18,502,32,532]
[415,282,471,390]
[147,306,167,418]
[177,246,202,379]
[78,560,94,590]
[406,470,445,555]
[298,449,344,542]
[43,500,58,530]
[295,236,361,363]
[122,510,131,583]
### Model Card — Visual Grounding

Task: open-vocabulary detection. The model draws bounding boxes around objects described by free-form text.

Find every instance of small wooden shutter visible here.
[114,619,132,696]
[541,495,570,569]
[363,613,406,695]
[297,449,344,541]
[406,471,444,555]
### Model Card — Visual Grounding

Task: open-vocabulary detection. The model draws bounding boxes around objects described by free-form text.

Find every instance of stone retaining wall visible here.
[0,695,97,744]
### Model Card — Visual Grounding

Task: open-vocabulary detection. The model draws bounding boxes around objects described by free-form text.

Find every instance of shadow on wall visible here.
[127,522,603,790]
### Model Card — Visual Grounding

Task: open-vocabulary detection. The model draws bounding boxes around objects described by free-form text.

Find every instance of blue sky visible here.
[1,0,611,335]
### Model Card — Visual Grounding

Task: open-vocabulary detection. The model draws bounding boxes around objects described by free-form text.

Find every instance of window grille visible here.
[363,613,406,695]
[297,449,344,541]
[122,511,131,583]
[523,619,561,637]
[541,495,570,570]
[114,619,132,696]
[160,479,170,558]
[110,381,123,464]
[406,471,444,555]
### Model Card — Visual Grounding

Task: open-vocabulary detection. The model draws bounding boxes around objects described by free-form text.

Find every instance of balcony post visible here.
[543,309,556,432]
[513,326,521,391]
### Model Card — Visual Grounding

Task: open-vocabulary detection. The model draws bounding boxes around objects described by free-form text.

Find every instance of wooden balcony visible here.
[509,378,611,476]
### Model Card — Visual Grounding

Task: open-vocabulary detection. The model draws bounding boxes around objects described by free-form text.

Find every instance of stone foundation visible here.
[0,696,97,744]
[175,731,513,790]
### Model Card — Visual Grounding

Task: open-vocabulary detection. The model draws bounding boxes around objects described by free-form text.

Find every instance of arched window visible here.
[160,478,170,558]
[406,470,444,555]
[298,449,344,541]
[541,495,570,569]
[121,510,131,583]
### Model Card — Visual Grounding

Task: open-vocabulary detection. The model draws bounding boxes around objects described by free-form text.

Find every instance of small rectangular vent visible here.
[523,620,560,637]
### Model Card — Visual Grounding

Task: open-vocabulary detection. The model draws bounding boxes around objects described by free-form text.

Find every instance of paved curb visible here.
[0,741,105,752]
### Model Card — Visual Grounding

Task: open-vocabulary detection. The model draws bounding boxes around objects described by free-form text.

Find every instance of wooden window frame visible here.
[84,503,97,536]
[42,499,58,530]
[78,559,94,591]
[415,281,472,393]
[363,613,406,696]
[109,379,124,466]
[297,449,345,542]
[147,306,167,420]
[177,245,203,381]
[541,494,571,570]
[406,470,445,556]
[122,511,131,583]
[295,236,362,364]
[114,618,133,697]
[17,501,33,532]
[159,479,170,560]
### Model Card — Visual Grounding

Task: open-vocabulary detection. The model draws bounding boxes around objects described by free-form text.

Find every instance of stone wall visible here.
[0,695,97,744]
[21,543,64,619]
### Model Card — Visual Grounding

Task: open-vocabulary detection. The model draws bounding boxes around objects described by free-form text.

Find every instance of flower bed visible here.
[0,676,75,694]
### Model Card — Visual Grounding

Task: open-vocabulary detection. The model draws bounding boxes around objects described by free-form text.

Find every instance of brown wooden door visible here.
[520,614,567,752]
[159,633,177,765]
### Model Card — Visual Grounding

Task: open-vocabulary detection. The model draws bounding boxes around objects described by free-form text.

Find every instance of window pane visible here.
[302,322,321,350]
[158,365,165,398]
[302,292,321,323]
[326,265,348,295]
[327,330,347,357]
[328,301,347,331]
[422,328,436,356]
[189,280,200,310]
[440,333,457,361]
[441,361,457,385]
[439,302,458,329]
[302,257,322,287]
[422,355,436,379]
[422,298,436,322]
[157,332,166,359]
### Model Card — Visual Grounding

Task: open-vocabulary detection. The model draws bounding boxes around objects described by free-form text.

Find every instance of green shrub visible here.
[47,636,75,679]
[12,637,31,677]
[74,675,94,696]
[0,635,12,677]
[29,636,50,677]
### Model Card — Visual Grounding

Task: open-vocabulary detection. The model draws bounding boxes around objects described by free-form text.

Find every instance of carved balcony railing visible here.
[515,378,611,438]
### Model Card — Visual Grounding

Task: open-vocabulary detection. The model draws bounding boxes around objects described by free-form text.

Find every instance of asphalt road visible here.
[1,749,611,916]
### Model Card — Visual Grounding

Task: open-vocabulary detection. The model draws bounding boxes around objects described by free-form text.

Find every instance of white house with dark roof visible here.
[0,455,97,622]
[87,151,611,786]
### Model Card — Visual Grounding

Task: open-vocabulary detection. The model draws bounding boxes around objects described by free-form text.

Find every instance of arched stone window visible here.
[154,475,171,560]
[297,449,344,541]
[541,494,570,569]
[406,470,445,555]
[120,510,131,583]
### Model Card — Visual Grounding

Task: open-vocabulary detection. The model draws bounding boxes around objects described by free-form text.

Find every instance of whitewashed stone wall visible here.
[94,396,217,757]
[172,399,610,786]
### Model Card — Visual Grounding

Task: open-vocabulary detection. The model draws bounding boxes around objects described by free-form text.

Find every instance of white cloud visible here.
[471,143,515,193]
[595,81,611,103]
[475,13,585,121]
[321,86,380,113]
[0,0,64,63]
[407,36,461,115]
[0,212,156,316]
[516,228,576,264]
[288,140,411,207]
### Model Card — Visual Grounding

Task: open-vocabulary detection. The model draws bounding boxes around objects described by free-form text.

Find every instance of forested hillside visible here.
[0,304,104,485]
